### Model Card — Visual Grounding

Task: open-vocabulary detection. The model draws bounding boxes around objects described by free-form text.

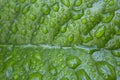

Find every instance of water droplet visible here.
[13,0,17,2]
[112,49,120,57]
[102,12,114,23]
[34,53,41,60]
[50,22,56,27]
[68,34,74,42]
[118,71,120,76]
[95,61,116,80]
[89,16,95,22]
[35,25,39,30]
[30,0,37,3]
[6,16,10,20]
[12,24,18,34]
[61,0,70,7]
[95,26,105,38]
[89,62,93,66]
[15,4,21,12]
[83,33,93,43]
[86,10,90,15]
[104,0,108,2]
[109,0,114,6]
[76,69,91,80]
[29,14,36,21]
[59,58,63,62]
[28,72,42,80]
[13,74,19,79]
[87,3,92,8]
[52,2,59,12]
[49,65,57,76]
[42,27,48,34]
[81,18,87,24]
[39,17,44,24]
[116,13,120,18]
[91,69,95,72]
[61,77,69,80]
[61,65,65,68]
[22,29,26,35]
[22,5,30,14]
[84,0,88,2]
[74,0,82,6]
[61,25,67,33]
[20,0,25,3]
[66,56,81,69]
[117,62,120,66]
[41,4,50,15]
[72,10,84,20]
[33,31,37,36]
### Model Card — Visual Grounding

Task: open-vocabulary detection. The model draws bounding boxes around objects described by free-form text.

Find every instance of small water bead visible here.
[118,71,120,76]
[81,18,87,24]
[15,4,21,12]
[95,26,105,38]
[20,0,25,3]
[117,62,120,66]
[72,10,84,20]
[49,66,57,76]
[28,72,42,80]
[21,29,26,35]
[22,5,30,14]
[95,61,116,80]
[87,3,92,8]
[39,17,44,24]
[76,69,91,80]
[12,26,18,34]
[74,0,82,6]
[66,56,81,69]
[42,27,48,34]
[29,14,36,21]
[50,22,56,27]
[112,49,120,57]
[41,4,50,15]
[61,0,70,7]
[33,31,37,36]
[61,77,69,80]
[52,2,59,12]
[6,16,10,20]
[102,12,114,23]
[83,33,93,43]
[89,16,95,22]
[86,10,91,15]
[35,25,40,30]
[108,0,114,6]
[13,74,19,80]
[84,0,88,2]
[68,34,74,42]
[30,0,37,3]
[61,25,67,33]
[13,0,17,2]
